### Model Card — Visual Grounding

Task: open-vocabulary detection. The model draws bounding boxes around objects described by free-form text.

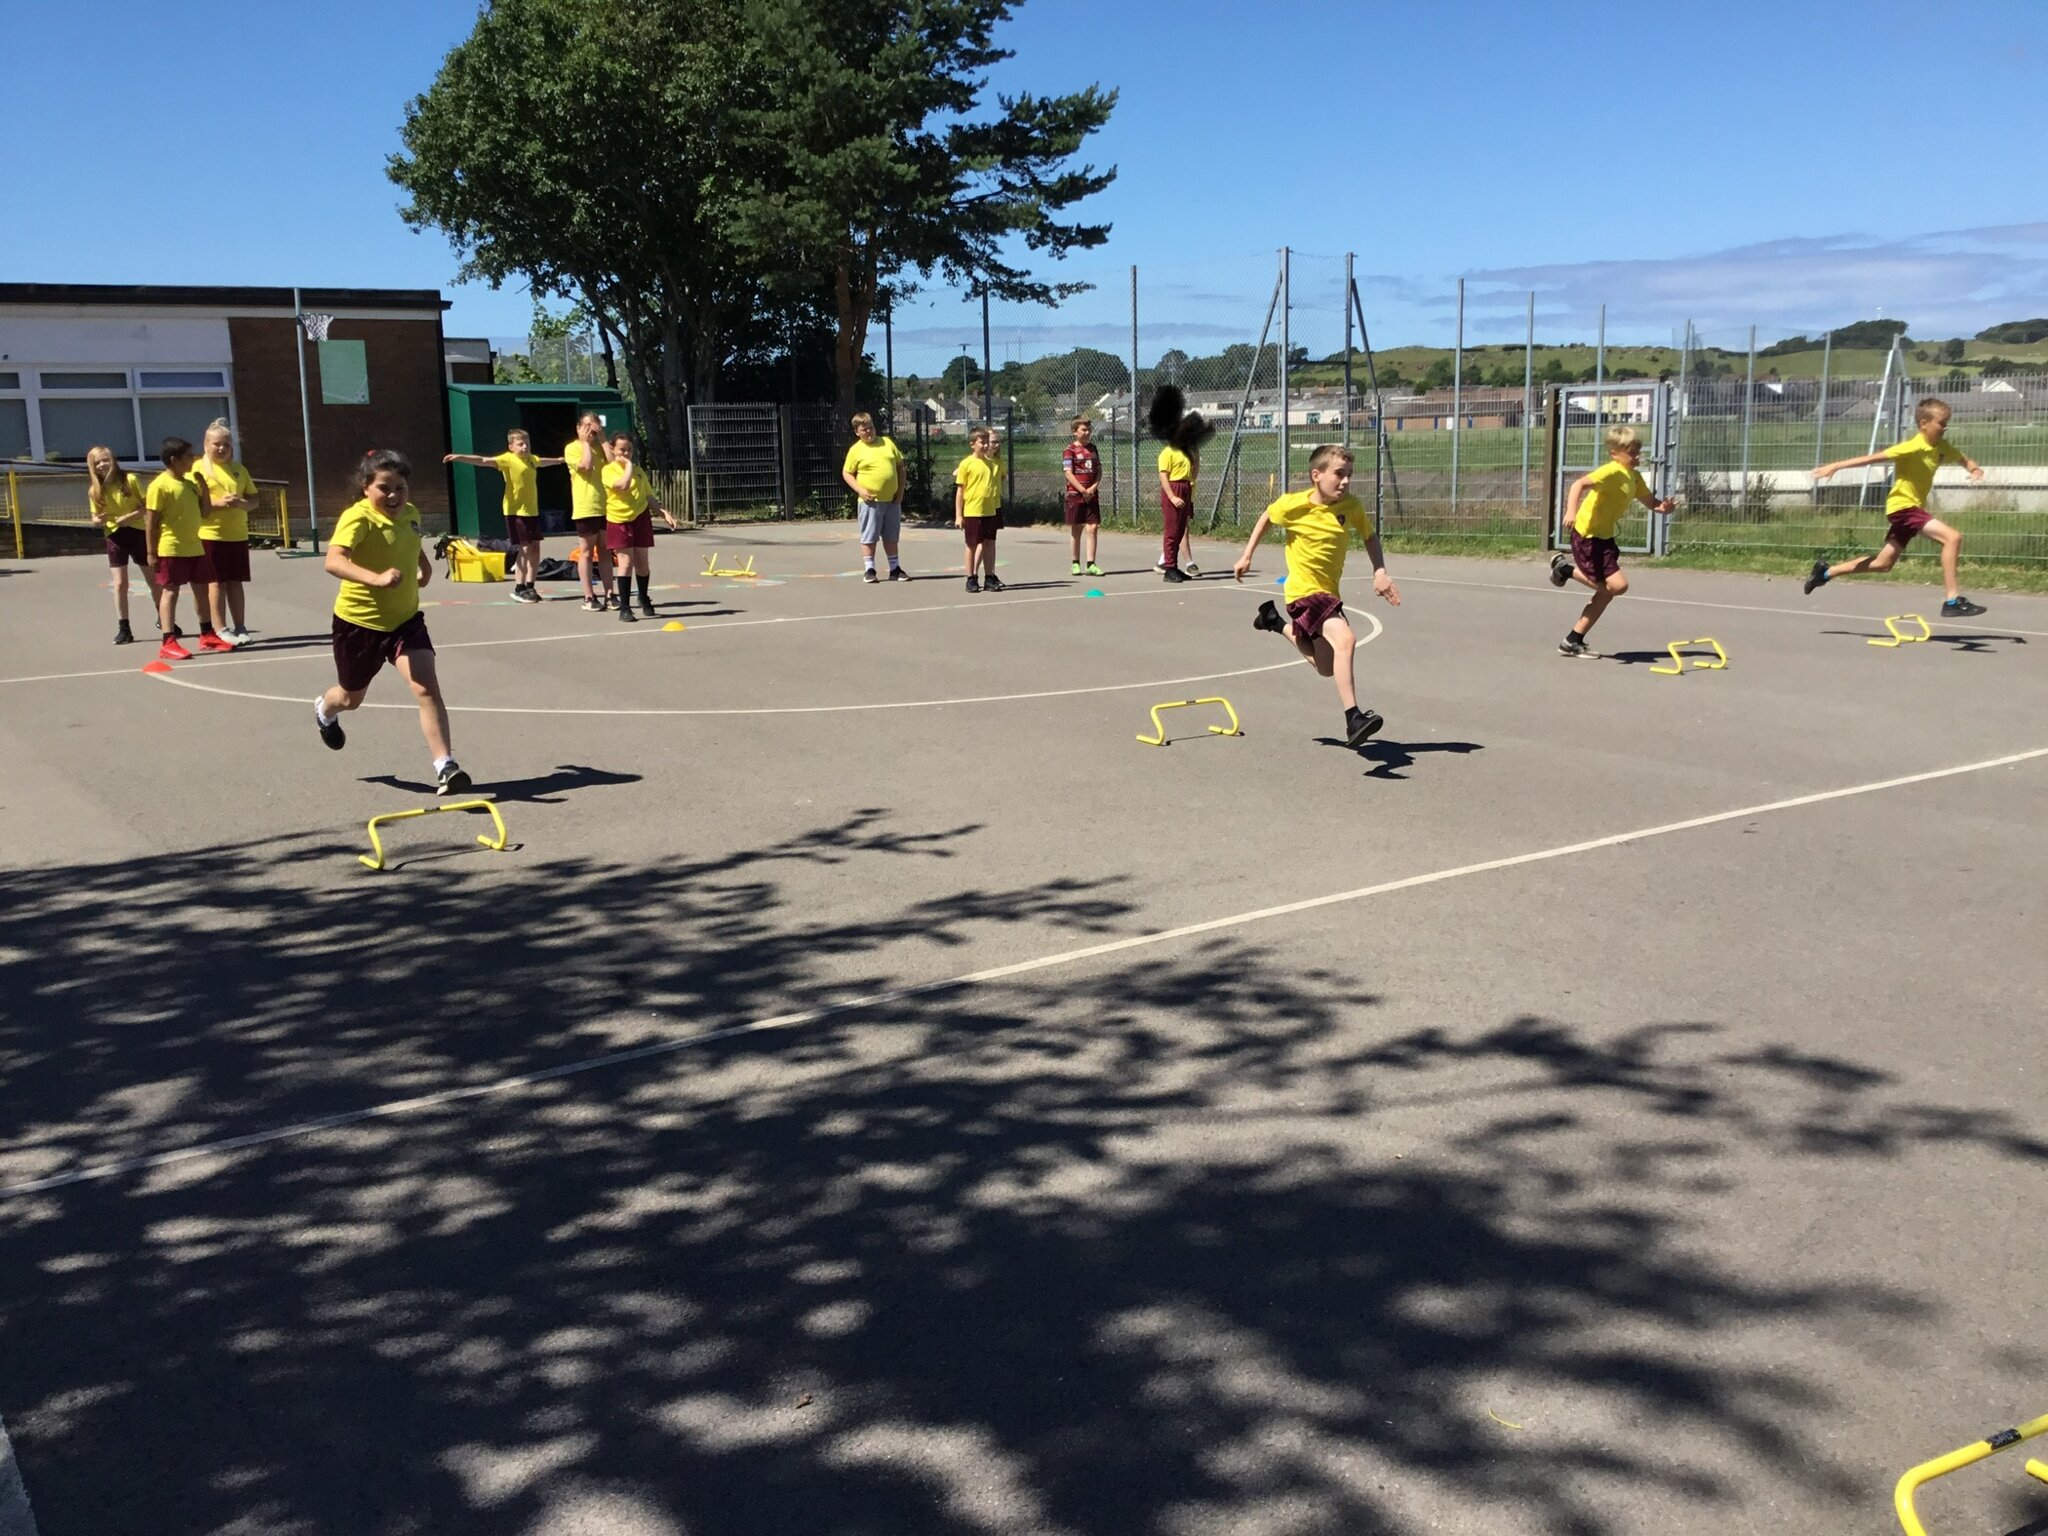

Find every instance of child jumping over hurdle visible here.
[1234,443,1401,747]
[444,429,564,605]
[1805,396,1987,617]
[1548,424,1676,656]
[953,426,1005,592]
[314,449,471,796]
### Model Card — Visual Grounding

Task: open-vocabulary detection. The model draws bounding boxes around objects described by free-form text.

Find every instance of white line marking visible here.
[6,742,2042,1202]
[0,578,1254,687]
[1403,573,2048,638]
[0,1417,38,1536]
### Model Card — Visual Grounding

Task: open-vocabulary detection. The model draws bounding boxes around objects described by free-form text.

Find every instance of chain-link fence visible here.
[684,404,850,523]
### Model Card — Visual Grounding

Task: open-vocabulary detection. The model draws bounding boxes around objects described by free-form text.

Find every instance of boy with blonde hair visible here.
[953,426,1005,593]
[444,428,564,604]
[1234,443,1401,746]
[1549,424,1675,656]
[1807,397,1987,616]
[841,412,909,583]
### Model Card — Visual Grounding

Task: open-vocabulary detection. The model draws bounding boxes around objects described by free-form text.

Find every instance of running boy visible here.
[953,427,1005,593]
[601,431,679,621]
[1548,424,1675,656]
[563,412,610,611]
[1062,416,1103,575]
[1234,443,1401,747]
[314,449,470,795]
[444,429,564,604]
[842,412,909,583]
[86,444,158,644]
[195,419,258,645]
[1806,397,1987,617]
[144,438,228,659]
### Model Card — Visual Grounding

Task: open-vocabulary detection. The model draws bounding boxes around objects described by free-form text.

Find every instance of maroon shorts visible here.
[1885,507,1934,548]
[105,527,148,568]
[332,611,434,693]
[1064,493,1100,526]
[604,512,654,551]
[507,515,543,546]
[155,552,215,589]
[1570,530,1623,582]
[203,539,251,583]
[962,514,1001,548]
[573,516,606,542]
[1285,591,1347,643]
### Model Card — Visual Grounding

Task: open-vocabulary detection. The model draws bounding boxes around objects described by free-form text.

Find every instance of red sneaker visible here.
[158,639,193,661]
[197,632,235,653]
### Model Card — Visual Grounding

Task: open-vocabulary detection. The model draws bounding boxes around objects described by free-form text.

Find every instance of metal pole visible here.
[1278,247,1291,494]
[1351,280,1392,532]
[1811,328,1832,506]
[1129,264,1140,524]
[292,286,320,542]
[1593,302,1606,450]
[1521,290,1534,505]
[883,296,895,435]
[1739,323,1757,503]
[1450,276,1463,517]
[1674,320,1691,509]
[1199,269,1282,534]
[1342,251,1355,448]
[981,287,993,427]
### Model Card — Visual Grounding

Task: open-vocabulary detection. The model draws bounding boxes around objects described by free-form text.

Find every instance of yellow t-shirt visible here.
[843,436,904,502]
[1882,431,1964,515]
[491,451,541,519]
[1573,459,1651,540]
[146,469,206,558]
[953,454,1003,518]
[1266,490,1373,603]
[602,460,650,522]
[93,472,146,532]
[563,439,606,520]
[194,456,255,543]
[329,497,424,632]
[1159,446,1195,487]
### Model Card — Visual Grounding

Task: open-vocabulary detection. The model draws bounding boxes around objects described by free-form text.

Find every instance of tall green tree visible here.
[730,0,1116,421]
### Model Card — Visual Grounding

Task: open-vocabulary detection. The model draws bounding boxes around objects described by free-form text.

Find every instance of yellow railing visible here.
[1,464,296,549]
[1896,1412,2048,1534]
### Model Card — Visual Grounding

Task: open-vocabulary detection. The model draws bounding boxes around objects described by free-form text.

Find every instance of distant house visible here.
[1374,389,1529,432]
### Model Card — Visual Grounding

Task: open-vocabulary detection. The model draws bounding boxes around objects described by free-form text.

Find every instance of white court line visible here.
[0,577,1254,687]
[6,741,2043,1202]
[0,1418,37,1536]
[1403,573,2048,638]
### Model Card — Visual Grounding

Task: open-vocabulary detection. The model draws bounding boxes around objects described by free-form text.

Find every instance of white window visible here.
[41,397,139,461]
[14,366,234,465]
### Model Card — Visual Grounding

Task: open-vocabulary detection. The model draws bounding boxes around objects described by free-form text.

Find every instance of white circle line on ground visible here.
[6,740,2042,1203]
[147,615,1380,715]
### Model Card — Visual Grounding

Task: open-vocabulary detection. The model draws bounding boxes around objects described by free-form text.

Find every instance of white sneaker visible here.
[222,629,250,647]
[1154,556,1167,570]
[1185,563,1201,578]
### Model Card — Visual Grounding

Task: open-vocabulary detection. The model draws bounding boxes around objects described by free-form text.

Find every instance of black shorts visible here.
[332,611,434,693]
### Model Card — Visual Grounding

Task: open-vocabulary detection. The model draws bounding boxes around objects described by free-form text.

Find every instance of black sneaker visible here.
[984,574,1006,593]
[581,596,604,613]
[431,533,452,561]
[1942,596,1986,617]
[1559,633,1589,658]
[1345,707,1384,747]
[638,598,657,617]
[314,701,345,751]
[618,602,638,622]
[1162,567,1189,584]
[436,762,472,796]
[1549,553,1573,588]
[965,576,981,593]
[513,585,542,605]
[863,567,880,584]
[114,621,135,645]
[1253,600,1285,634]
[1804,558,1829,596]
[888,566,910,581]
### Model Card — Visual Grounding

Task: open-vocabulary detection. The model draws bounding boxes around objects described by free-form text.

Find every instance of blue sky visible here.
[7,0,2043,375]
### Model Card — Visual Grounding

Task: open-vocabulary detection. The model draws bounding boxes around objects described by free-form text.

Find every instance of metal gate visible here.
[686,403,850,523]
[1550,382,1676,554]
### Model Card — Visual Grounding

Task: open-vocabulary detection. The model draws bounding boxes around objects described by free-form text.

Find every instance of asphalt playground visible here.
[2,519,2045,1536]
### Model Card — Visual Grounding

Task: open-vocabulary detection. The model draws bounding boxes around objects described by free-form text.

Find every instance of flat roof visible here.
[0,283,449,312]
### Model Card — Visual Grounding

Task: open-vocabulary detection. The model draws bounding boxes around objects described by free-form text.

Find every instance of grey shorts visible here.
[857,499,902,545]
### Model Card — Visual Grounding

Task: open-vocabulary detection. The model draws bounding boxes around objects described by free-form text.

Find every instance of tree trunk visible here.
[656,303,689,475]
[831,247,875,425]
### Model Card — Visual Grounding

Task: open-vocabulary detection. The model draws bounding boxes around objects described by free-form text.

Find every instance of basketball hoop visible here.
[299,312,333,343]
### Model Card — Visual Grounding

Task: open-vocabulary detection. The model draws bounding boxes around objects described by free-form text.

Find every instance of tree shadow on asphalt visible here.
[2,816,2044,1535]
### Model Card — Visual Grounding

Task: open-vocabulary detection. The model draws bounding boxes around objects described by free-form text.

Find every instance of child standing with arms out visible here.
[1548,424,1675,656]
[953,427,1005,592]
[86,445,158,645]
[600,431,679,622]
[194,419,259,645]
[314,450,471,795]
[1151,386,1210,582]
[842,412,909,583]
[145,438,228,659]
[1062,416,1103,576]
[1806,397,1987,616]
[444,429,563,605]
[1235,444,1400,746]
[563,412,610,612]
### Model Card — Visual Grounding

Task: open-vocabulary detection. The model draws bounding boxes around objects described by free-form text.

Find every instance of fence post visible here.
[981,287,994,428]
[1107,405,1119,523]
[1451,276,1464,518]
[1129,265,1140,525]
[1811,329,1833,506]
[1004,402,1014,517]
[1522,290,1534,506]
[1739,324,1757,505]
[883,298,895,436]
[777,403,797,519]
[1673,320,1691,508]
[1278,246,1291,494]
[1342,252,1355,448]
[1593,302,1606,454]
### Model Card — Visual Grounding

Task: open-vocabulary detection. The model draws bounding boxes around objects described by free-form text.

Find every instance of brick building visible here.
[0,283,456,525]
